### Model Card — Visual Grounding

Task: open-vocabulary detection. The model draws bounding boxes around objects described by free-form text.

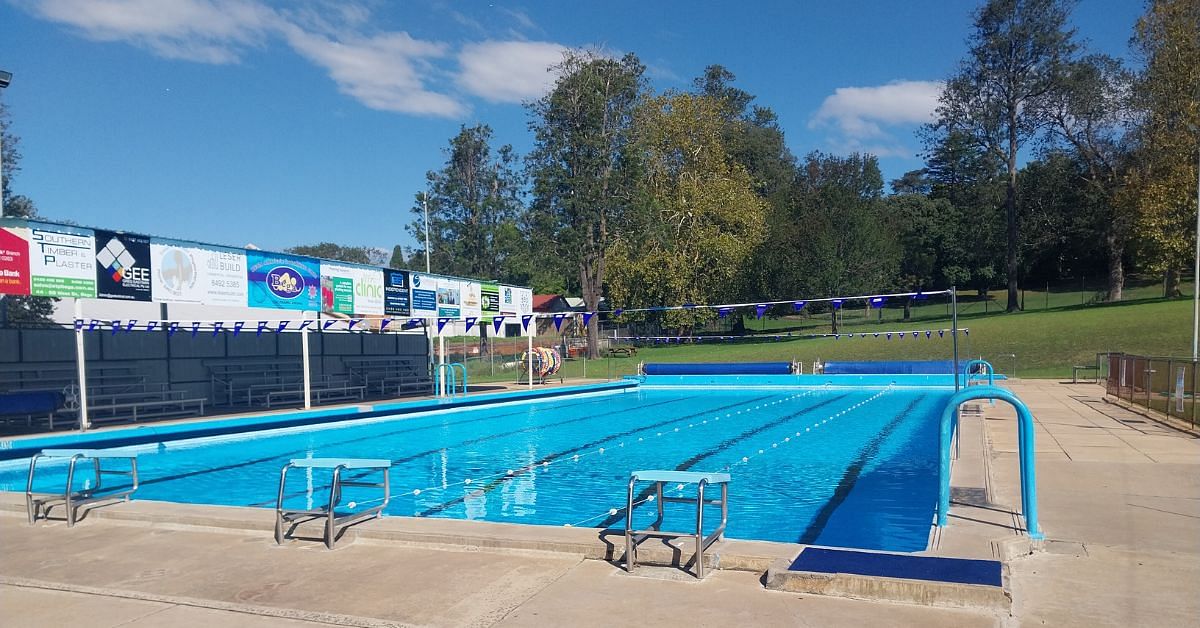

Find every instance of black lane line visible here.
[414,394,784,517]
[133,392,640,492]
[593,393,852,529]
[796,394,925,545]
[252,395,710,508]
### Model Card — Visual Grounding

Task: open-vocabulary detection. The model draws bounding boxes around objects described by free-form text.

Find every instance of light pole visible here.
[1193,137,1199,360]
[0,69,12,218]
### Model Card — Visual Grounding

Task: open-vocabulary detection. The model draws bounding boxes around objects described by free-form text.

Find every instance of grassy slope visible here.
[467,295,1192,382]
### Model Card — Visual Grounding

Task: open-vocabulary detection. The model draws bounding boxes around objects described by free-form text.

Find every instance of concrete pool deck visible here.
[0,380,1197,626]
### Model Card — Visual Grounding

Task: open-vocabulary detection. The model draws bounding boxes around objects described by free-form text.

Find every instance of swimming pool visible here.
[1,380,952,552]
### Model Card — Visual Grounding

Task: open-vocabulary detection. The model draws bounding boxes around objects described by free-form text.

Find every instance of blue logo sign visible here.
[266,265,305,300]
[413,275,422,288]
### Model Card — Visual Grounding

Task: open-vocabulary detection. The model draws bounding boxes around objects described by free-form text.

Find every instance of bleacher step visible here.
[765,547,1009,611]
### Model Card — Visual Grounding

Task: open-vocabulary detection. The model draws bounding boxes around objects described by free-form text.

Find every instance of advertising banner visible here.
[246,251,320,311]
[514,286,533,315]
[0,224,30,296]
[383,269,411,316]
[410,273,438,317]
[436,277,461,318]
[150,238,247,306]
[461,281,482,320]
[28,222,96,298]
[498,284,519,315]
[480,282,499,321]
[320,263,384,316]
[94,229,153,301]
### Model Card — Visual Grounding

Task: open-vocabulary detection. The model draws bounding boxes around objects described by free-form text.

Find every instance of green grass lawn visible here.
[464,294,1194,382]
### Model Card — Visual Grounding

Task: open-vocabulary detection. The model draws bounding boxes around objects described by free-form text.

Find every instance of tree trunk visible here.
[1166,268,1182,298]
[1006,139,1020,312]
[1106,229,1124,302]
[579,252,603,359]
[830,308,839,334]
[903,300,912,321]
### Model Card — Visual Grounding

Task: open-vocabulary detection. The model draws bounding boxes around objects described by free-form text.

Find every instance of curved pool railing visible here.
[450,362,468,395]
[938,385,1043,540]
[963,359,995,387]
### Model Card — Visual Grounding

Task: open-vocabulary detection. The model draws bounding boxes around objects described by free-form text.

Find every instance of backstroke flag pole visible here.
[74,298,90,432]
[951,286,960,393]
[527,321,534,391]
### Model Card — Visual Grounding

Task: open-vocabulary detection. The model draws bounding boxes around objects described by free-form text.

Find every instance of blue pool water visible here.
[0,384,952,551]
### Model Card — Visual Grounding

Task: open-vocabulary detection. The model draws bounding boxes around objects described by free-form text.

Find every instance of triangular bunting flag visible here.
[125,320,138,332]
[380,319,392,331]
[191,322,201,337]
[755,304,768,319]
[832,299,843,309]
[583,312,595,327]
[348,319,361,329]
[298,320,313,331]
[793,301,806,311]
[277,321,290,333]
[145,321,158,332]
[168,322,180,336]
[925,330,932,339]
[553,314,566,331]
[257,321,268,336]
[73,319,84,331]
[212,322,224,337]
[718,307,731,318]
[886,332,892,340]
[938,329,944,338]
[493,316,505,333]
[521,314,534,331]
[87,319,100,332]
[613,308,623,317]
[437,318,450,334]
[111,320,122,335]
[232,321,246,336]
[464,317,477,333]
[322,320,337,331]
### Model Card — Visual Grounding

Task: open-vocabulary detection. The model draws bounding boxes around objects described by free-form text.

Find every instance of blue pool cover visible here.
[823,360,955,375]
[789,547,1002,587]
[643,362,793,375]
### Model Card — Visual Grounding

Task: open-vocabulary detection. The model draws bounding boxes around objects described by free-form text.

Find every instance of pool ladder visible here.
[434,362,468,397]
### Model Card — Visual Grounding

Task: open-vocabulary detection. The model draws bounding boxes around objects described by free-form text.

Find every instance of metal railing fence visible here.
[1103,352,1198,428]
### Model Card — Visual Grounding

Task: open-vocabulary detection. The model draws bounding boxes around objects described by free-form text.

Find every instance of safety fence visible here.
[1104,352,1198,428]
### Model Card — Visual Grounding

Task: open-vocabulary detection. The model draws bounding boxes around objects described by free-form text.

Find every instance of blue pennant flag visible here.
[232,321,245,336]
[492,316,505,333]
[963,329,969,336]
[847,333,854,339]
[406,318,423,329]
[111,320,122,335]
[521,314,534,332]
[915,292,929,300]
[553,314,566,331]
[211,322,224,337]
[125,320,138,332]
[277,321,290,333]
[145,321,158,332]
[168,322,180,336]
[322,320,337,331]
[938,329,944,338]
[583,312,595,327]
[832,299,844,309]
[73,319,84,331]
[793,301,806,311]
[437,318,451,334]
[755,304,767,319]
[348,319,361,330]
[257,321,268,336]
[380,319,392,331]
[925,330,932,339]
[191,322,201,338]
[834,334,840,340]
[886,332,893,340]
[870,297,885,307]
[718,307,732,318]
[464,317,477,333]
[298,320,313,331]
[87,319,100,332]
[613,308,623,317]
[873,332,879,337]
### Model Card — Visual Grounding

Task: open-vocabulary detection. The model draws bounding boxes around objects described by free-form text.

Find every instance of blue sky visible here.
[0,0,1143,255]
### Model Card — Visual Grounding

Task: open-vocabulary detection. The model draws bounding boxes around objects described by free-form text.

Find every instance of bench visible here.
[275,458,391,549]
[54,398,206,429]
[266,384,366,408]
[608,346,638,357]
[1072,364,1100,384]
[26,448,139,526]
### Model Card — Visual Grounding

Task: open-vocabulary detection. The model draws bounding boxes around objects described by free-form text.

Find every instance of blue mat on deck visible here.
[788,547,1002,587]
[0,391,63,416]
[822,360,955,375]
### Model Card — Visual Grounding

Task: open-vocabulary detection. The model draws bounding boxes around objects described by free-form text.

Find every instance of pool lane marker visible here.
[350,390,816,513]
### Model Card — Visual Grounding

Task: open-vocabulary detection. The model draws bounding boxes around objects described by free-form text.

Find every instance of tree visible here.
[526,51,646,357]
[1,100,58,326]
[285,242,386,265]
[1125,0,1199,297]
[885,192,957,319]
[934,0,1079,311]
[406,124,525,280]
[606,93,767,332]
[1042,53,1135,300]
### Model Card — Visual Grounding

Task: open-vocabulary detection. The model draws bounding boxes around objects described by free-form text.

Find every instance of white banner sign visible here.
[460,281,482,320]
[321,263,385,316]
[151,239,248,306]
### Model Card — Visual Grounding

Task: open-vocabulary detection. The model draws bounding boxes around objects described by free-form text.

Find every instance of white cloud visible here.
[24,0,277,63]
[283,27,466,117]
[457,40,567,103]
[809,80,942,158]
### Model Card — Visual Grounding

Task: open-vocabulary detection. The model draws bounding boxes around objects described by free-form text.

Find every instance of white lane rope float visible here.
[345,386,833,511]
[552,384,898,528]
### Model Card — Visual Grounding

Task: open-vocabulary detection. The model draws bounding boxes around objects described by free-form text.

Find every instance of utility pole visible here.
[422,192,431,274]
[0,69,12,217]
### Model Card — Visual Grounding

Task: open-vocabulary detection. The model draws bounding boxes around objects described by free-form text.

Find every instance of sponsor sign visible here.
[1178,367,1187,414]
[0,224,30,296]
[461,281,482,320]
[436,279,461,318]
[246,251,320,311]
[27,223,97,298]
[410,273,438,317]
[513,286,533,315]
[150,239,247,306]
[320,263,384,316]
[499,284,518,315]
[481,282,500,313]
[383,269,411,316]
[95,230,152,301]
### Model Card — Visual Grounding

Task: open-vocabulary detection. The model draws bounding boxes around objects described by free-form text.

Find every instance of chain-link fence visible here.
[1104,352,1198,428]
